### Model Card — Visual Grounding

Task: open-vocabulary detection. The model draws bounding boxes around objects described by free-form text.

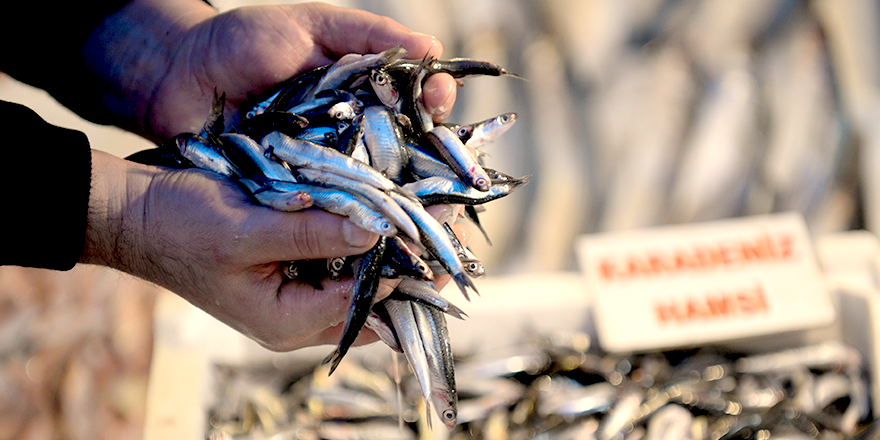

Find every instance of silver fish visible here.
[262,131,399,194]
[387,191,478,300]
[404,174,530,206]
[295,168,421,246]
[238,178,313,212]
[306,46,408,100]
[426,125,492,192]
[383,298,434,429]
[392,277,466,320]
[219,133,293,182]
[411,301,458,430]
[362,105,409,183]
[265,180,396,236]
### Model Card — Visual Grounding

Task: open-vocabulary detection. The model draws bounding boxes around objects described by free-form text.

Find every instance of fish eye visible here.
[372,70,388,85]
[418,263,430,274]
[456,127,470,137]
[499,114,510,123]
[443,409,456,420]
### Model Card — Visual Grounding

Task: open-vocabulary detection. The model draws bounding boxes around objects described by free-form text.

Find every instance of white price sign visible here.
[576,213,835,352]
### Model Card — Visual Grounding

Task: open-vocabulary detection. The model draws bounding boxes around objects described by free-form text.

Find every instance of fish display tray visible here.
[142,233,880,439]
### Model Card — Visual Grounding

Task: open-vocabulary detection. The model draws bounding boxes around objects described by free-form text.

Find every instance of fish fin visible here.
[464,205,492,246]
[321,348,343,375]
[502,70,528,80]
[452,272,480,301]
[445,303,468,320]
[202,88,226,144]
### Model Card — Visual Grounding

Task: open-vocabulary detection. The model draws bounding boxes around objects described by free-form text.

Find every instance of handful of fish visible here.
[127,46,528,429]
[205,333,873,440]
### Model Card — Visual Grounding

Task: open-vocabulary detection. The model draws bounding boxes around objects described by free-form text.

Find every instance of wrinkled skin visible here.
[78,0,466,351]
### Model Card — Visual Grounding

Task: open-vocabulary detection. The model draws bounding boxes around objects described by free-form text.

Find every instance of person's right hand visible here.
[83,150,400,351]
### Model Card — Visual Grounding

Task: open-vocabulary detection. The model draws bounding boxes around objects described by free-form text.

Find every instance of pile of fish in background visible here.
[204,334,872,440]
[128,46,529,432]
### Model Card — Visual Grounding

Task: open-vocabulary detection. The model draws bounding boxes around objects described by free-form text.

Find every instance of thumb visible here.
[246,207,379,261]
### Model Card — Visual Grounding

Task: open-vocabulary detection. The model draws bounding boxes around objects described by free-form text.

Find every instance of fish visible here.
[262,131,401,194]
[218,133,294,182]
[295,168,420,245]
[404,174,530,206]
[444,112,519,149]
[362,105,409,183]
[262,180,396,236]
[388,191,478,300]
[389,277,466,320]
[425,125,492,192]
[380,236,433,281]
[382,298,435,429]
[411,301,458,429]
[323,237,388,374]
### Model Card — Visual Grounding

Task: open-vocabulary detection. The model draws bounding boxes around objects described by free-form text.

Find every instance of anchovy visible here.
[362,105,409,182]
[238,178,313,212]
[125,145,195,169]
[337,114,366,156]
[404,175,530,205]
[425,125,492,192]
[174,133,240,177]
[306,46,408,100]
[294,126,339,146]
[263,180,396,236]
[261,131,400,194]
[218,133,293,182]
[247,64,330,118]
[390,277,466,320]
[369,68,402,113]
[365,309,401,353]
[387,191,478,300]
[405,141,460,180]
[404,55,435,135]
[382,298,434,428]
[323,237,387,374]
[238,111,309,141]
[295,168,420,245]
[411,302,458,430]
[380,236,433,281]
[327,256,347,280]
[445,112,519,149]
[385,57,522,79]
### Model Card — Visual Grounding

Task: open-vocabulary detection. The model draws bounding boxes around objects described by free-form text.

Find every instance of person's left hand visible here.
[108,1,457,143]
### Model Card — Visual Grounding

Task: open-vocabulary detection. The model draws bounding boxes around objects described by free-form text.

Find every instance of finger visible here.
[270,278,399,349]
[422,73,457,122]
[245,207,379,261]
[451,223,472,248]
[299,3,443,59]
[264,277,356,350]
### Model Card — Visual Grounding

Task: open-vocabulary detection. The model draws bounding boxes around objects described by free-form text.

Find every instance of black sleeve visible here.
[0,100,92,270]
[0,1,133,125]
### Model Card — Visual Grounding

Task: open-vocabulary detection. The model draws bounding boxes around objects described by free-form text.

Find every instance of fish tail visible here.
[321,348,344,375]
[452,272,479,301]
[445,303,468,320]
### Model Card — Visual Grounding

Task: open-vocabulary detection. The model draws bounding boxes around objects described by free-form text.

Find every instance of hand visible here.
[81,1,466,351]
[84,150,398,350]
[88,0,458,142]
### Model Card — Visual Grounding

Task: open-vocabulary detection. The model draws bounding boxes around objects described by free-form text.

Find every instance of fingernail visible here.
[424,80,456,116]
[342,219,373,247]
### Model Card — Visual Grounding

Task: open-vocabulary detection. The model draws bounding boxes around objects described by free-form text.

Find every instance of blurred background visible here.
[2,0,880,438]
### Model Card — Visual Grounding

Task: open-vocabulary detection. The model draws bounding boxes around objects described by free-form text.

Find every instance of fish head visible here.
[432,389,458,429]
